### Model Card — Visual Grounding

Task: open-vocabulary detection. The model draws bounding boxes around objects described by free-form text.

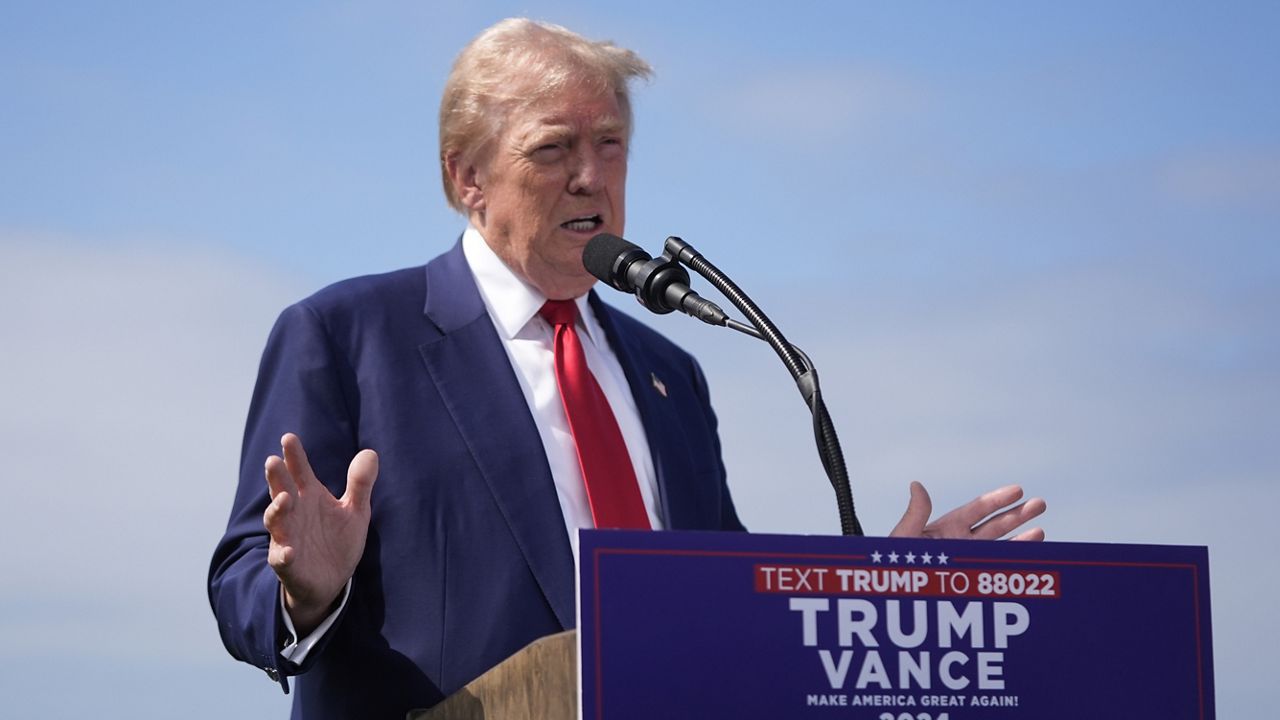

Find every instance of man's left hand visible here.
[889,481,1046,541]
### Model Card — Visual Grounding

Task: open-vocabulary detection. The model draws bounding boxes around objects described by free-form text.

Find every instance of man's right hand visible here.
[263,433,378,636]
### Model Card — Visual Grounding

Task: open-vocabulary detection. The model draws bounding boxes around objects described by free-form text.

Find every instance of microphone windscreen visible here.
[583,233,642,284]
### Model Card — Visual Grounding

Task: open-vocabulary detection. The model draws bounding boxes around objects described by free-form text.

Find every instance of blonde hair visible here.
[439,18,652,211]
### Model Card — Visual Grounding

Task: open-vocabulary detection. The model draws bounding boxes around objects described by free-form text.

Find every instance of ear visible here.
[445,152,486,212]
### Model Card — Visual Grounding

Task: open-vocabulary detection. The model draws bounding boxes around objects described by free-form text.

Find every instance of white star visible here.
[937,552,949,565]
[922,552,933,565]
[905,552,917,564]
[871,551,883,563]
[887,551,900,563]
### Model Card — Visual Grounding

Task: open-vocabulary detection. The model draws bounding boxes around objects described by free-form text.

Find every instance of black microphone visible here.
[583,234,728,325]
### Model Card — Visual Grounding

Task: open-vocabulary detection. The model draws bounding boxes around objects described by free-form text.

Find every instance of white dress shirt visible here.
[281,226,662,664]
[461,225,663,542]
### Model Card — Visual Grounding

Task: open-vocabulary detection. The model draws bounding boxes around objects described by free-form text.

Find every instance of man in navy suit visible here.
[209,18,1045,719]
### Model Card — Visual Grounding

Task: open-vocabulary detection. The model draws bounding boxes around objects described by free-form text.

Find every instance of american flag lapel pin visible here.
[650,372,667,398]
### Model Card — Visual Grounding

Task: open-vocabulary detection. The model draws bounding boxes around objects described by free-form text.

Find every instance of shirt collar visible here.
[462,225,597,341]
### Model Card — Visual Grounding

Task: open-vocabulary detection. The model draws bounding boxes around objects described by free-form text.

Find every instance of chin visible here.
[547,273,598,301]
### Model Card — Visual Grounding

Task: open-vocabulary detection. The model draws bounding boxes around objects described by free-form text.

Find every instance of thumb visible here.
[343,449,379,510]
[889,481,932,537]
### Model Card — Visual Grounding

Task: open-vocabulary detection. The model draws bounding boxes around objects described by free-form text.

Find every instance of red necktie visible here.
[540,300,651,529]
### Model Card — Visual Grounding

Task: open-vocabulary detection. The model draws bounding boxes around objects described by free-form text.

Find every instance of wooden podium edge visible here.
[408,629,578,720]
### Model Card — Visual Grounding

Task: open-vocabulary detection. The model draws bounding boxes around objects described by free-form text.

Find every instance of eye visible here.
[598,136,625,158]
[530,143,565,163]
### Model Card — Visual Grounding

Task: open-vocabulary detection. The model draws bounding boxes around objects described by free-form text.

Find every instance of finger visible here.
[263,488,293,532]
[971,497,1047,540]
[935,484,1026,531]
[265,454,298,498]
[1011,527,1046,542]
[889,481,932,538]
[268,539,296,572]
[342,449,379,510]
[264,490,295,570]
[280,433,320,491]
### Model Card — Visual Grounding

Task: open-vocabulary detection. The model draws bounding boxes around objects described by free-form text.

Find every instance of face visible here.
[452,85,628,299]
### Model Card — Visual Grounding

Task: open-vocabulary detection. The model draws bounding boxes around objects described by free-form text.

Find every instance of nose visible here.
[567,145,604,195]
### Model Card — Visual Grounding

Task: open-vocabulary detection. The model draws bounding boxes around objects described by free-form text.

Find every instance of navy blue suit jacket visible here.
[208,242,743,719]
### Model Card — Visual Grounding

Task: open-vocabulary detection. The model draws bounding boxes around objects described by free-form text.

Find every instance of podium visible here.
[409,631,577,720]
[414,530,1214,720]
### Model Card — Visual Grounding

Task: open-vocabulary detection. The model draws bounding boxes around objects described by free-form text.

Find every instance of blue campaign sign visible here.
[578,530,1213,720]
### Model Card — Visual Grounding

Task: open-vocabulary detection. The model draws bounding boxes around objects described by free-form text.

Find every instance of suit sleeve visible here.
[207,300,361,690]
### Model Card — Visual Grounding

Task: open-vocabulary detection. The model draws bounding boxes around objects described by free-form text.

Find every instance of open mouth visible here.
[560,215,603,233]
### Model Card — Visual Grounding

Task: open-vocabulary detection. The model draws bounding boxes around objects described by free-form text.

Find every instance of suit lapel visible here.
[417,243,575,628]
[590,294,704,530]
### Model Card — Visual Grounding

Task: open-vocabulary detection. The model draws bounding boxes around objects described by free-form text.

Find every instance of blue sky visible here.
[2,2,1276,717]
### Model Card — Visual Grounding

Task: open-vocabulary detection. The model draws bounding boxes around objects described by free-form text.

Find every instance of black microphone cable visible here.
[665,237,863,537]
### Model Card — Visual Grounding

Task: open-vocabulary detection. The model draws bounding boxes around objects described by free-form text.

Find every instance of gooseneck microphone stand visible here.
[662,237,864,537]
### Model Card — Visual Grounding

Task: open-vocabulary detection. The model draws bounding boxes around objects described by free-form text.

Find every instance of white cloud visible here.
[660,257,1272,513]
[1159,145,1280,208]
[708,64,927,144]
[0,234,301,716]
